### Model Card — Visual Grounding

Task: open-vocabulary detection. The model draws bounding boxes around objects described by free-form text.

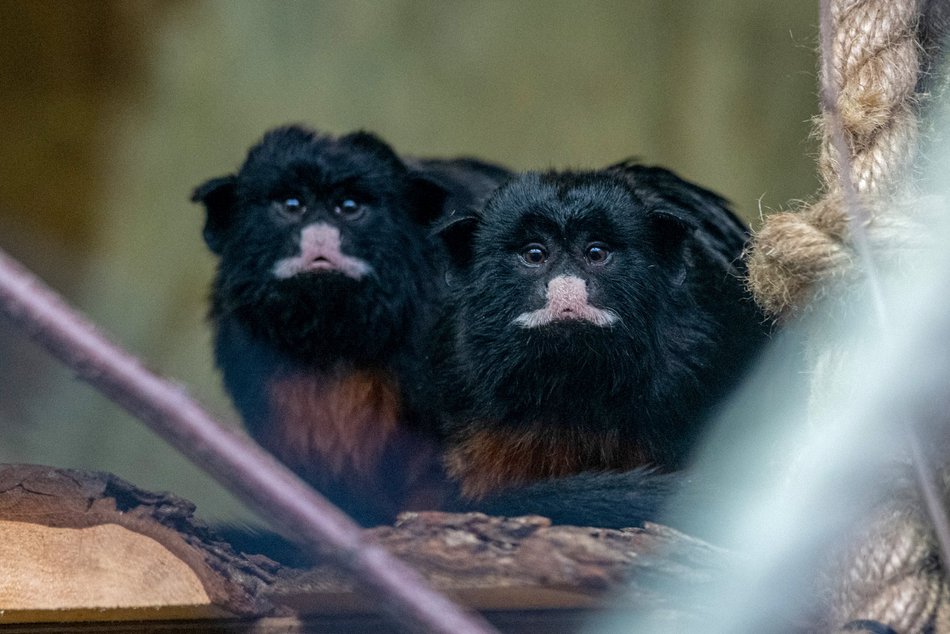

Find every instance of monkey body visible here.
[194,125,509,525]
[432,164,767,503]
[211,315,434,524]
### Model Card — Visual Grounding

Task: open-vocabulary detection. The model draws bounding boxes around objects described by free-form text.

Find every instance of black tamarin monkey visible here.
[430,163,768,524]
[193,125,509,526]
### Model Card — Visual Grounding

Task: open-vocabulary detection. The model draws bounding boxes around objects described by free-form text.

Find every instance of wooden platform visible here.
[0,464,723,632]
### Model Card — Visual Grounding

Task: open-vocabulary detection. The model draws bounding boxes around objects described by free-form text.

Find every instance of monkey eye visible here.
[334,198,364,219]
[520,243,548,267]
[585,242,612,265]
[278,197,306,216]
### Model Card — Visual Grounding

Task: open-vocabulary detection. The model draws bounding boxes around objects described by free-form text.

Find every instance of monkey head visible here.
[435,164,764,468]
[193,125,450,367]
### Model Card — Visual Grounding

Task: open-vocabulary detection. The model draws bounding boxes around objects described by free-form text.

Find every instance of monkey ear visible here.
[432,211,480,270]
[646,207,698,239]
[405,172,453,227]
[645,207,699,284]
[191,175,237,255]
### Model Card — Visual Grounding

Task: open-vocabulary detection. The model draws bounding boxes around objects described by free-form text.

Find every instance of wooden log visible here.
[266,511,726,622]
[0,464,278,622]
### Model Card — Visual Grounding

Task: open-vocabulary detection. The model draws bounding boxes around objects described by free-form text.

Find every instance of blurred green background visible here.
[0,1,819,524]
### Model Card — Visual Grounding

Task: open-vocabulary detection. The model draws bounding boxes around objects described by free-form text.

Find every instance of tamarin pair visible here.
[193,125,767,537]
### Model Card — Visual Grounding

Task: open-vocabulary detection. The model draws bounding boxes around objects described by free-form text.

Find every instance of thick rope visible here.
[747,0,922,319]
[820,490,947,633]
[743,0,950,631]
[825,0,921,195]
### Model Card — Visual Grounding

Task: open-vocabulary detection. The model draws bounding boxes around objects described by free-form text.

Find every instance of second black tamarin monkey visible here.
[193,125,509,526]
[430,162,768,511]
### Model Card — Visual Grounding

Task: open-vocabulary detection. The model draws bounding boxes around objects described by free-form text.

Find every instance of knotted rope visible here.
[747,0,923,319]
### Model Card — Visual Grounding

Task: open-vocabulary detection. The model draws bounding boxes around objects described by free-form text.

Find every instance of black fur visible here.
[193,125,510,526]
[457,468,688,530]
[430,162,769,504]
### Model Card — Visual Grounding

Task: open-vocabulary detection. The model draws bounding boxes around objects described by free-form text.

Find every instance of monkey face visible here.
[445,171,688,371]
[436,166,759,433]
[476,178,653,340]
[193,126,445,365]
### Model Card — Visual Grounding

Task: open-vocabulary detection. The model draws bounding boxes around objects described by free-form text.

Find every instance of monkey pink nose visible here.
[546,275,590,315]
[272,222,372,280]
[512,274,619,328]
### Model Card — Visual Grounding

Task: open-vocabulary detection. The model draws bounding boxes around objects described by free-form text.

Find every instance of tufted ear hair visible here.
[431,210,481,271]
[645,206,700,244]
[405,157,510,228]
[405,170,453,227]
[608,160,732,222]
[609,160,748,275]
[191,175,237,255]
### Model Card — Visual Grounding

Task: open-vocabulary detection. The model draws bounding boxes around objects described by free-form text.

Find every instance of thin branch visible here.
[0,247,497,634]
[818,0,950,570]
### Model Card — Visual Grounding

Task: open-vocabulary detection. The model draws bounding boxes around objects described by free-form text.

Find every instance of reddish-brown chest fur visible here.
[260,368,445,514]
[445,424,660,500]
